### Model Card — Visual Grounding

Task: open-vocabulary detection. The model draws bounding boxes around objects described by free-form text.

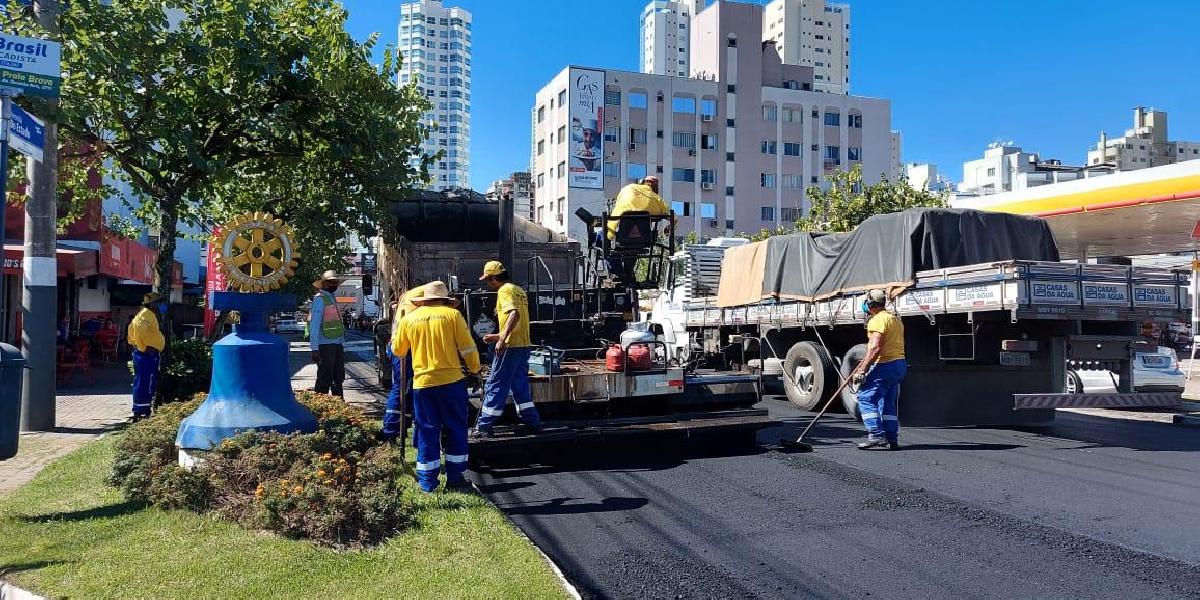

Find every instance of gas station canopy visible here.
[952,161,1200,259]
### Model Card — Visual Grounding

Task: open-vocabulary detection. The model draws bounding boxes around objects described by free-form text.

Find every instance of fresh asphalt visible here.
[472,397,1200,599]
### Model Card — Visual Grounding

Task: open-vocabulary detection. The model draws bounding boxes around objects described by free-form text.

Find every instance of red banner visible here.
[203,232,228,337]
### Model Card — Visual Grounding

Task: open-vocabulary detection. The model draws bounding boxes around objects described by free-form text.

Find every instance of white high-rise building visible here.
[1086,107,1200,172]
[762,0,851,95]
[398,0,472,191]
[640,1,711,77]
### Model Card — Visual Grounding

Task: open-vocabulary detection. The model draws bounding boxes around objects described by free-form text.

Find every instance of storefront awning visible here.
[3,245,98,278]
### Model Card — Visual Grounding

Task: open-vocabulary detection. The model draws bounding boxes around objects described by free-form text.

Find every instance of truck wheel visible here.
[782,341,837,411]
[1064,370,1083,394]
[839,344,868,418]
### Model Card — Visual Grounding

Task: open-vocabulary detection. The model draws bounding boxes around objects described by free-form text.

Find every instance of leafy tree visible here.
[7,0,432,321]
[800,165,947,233]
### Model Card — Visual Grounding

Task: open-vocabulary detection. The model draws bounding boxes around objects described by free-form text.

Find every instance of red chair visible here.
[57,339,94,385]
[96,332,119,364]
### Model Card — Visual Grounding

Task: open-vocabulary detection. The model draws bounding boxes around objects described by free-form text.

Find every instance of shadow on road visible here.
[496,496,650,516]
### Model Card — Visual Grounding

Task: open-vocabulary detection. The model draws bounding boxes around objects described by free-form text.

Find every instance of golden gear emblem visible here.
[213,212,300,292]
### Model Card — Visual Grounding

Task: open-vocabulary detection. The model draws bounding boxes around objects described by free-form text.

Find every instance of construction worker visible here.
[601,176,672,280]
[473,261,543,437]
[309,269,347,397]
[127,292,167,421]
[848,289,906,450]
[380,283,427,442]
[391,281,481,492]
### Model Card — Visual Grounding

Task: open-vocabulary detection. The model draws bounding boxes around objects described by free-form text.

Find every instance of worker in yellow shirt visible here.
[391,281,481,492]
[602,176,672,281]
[473,261,543,438]
[127,293,168,421]
[380,283,428,442]
[848,289,906,450]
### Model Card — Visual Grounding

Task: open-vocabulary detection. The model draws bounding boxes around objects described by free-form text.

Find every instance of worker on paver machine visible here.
[472,261,544,439]
[598,176,674,284]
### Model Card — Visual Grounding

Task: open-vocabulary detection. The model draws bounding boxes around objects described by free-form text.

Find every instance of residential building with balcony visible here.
[957,143,1113,197]
[762,0,851,95]
[1087,107,1200,172]
[486,171,535,220]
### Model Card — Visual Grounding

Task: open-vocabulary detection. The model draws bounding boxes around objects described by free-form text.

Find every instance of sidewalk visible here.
[0,365,130,497]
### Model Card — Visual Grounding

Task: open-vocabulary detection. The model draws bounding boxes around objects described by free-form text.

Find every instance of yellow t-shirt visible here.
[496,283,531,348]
[867,310,905,364]
[607,183,670,239]
[391,305,481,389]
[127,308,166,352]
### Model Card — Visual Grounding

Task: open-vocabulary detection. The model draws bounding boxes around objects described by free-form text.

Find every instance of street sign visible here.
[0,33,61,97]
[7,102,42,161]
[360,252,378,275]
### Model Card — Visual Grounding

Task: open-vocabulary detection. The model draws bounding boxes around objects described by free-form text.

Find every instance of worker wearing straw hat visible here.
[127,292,167,421]
[309,270,347,397]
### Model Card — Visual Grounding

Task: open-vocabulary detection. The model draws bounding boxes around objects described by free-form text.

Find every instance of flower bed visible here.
[108,391,415,548]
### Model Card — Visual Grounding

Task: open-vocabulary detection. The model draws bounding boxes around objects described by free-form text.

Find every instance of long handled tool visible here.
[778,370,857,452]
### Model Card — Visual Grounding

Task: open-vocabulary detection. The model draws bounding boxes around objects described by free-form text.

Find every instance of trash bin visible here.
[0,343,26,460]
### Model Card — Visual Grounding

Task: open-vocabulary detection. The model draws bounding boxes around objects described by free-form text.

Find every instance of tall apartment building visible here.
[533,1,891,242]
[762,0,851,95]
[1086,107,1200,171]
[640,1,706,77]
[397,0,472,191]
[485,172,535,220]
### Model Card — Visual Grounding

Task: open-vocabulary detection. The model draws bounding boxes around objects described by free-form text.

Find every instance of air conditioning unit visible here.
[701,182,715,190]
[701,114,714,122]
[688,149,697,156]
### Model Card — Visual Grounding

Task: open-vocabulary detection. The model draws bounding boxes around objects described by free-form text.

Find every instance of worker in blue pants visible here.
[127,293,167,421]
[391,281,481,492]
[380,346,407,441]
[472,261,542,437]
[849,289,906,450]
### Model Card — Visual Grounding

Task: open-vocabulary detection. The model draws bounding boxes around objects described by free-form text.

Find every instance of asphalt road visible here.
[474,397,1200,599]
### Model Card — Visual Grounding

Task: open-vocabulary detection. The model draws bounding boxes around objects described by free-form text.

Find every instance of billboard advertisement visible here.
[567,67,604,189]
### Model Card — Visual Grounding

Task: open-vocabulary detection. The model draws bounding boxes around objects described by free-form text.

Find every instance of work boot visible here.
[515,422,544,436]
[886,439,900,451]
[856,436,889,450]
[468,428,494,442]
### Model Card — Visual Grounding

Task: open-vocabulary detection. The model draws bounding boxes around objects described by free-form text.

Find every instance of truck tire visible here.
[1064,370,1083,394]
[782,341,837,411]
[839,344,868,418]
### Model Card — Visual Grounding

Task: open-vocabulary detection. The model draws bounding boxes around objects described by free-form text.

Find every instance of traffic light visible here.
[362,274,373,296]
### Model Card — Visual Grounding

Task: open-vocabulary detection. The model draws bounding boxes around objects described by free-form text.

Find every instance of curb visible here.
[0,581,45,600]
[1172,413,1200,427]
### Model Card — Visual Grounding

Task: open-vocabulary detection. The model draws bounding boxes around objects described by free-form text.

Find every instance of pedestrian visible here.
[472,261,543,438]
[380,283,428,443]
[127,293,167,421]
[848,289,906,450]
[309,269,347,397]
[390,280,481,492]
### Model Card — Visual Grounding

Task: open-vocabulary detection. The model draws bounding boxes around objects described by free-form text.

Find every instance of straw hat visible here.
[142,292,165,306]
[414,280,452,302]
[312,269,342,289]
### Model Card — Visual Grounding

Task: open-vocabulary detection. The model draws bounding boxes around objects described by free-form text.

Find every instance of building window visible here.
[537,173,544,188]
[783,142,801,156]
[605,89,622,105]
[727,84,737,94]
[701,169,716,184]
[630,91,648,109]
[727,36,737,47]
[557,161,565,177]
[605,126,621,143]
[700,98,717,117]
[762,105,778,122]
[672,96,696,113]
[849,114,863,128]
[726,118,735,128]
[558,125,566,144]
[761,173,777,188]
[671,200,692,216]
[761,206,775,221]
[628,162,647,181]
[761,141,777,155]
[824,112,840,126]
[725,186,735,196]
[701,134,718,150]
[672,132,696,149]
[603,161,620,177]
[537,106,545,123]
[726,152,735,161]
[987,167,996,176]
[631,128,648,144]
[701,203,717,219]
[558,90,566,106]
[537,139,544,155]
[782,174,803,189]
[782,207,803,222]
[782,107,801,123]
[672,168,696,182]
[824,146,840,164]
[848,147,861,161]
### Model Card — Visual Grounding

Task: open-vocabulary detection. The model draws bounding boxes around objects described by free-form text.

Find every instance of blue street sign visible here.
[8,102,43,162]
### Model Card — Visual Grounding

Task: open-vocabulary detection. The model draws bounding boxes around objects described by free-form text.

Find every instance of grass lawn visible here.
[0,435,569,599]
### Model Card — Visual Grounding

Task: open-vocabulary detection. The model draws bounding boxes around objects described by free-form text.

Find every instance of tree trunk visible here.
[154,195,182,340]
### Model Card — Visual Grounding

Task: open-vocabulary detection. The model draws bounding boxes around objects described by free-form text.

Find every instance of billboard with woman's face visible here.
[568,68,605,189]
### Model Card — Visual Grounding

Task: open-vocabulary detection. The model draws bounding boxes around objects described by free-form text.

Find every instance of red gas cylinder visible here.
[605,344,625,372]
[627,343,652,371]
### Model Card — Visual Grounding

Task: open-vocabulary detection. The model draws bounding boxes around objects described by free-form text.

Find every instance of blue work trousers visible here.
[475,347,541,432]
[131,349,160,417]
[382,348,415,442]
[857,359,906,443]
[413,380,470,492]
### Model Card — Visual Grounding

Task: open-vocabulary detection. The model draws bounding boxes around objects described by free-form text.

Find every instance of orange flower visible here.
[324,479,334,485]
[293,486,303,494]
[322,453,333,460]
[317,470,327,477]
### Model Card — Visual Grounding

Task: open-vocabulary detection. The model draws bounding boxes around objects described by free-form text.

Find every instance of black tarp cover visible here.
[762,208,1060,301]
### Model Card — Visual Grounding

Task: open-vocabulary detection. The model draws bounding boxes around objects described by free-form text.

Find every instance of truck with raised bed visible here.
[649,208,1190,426]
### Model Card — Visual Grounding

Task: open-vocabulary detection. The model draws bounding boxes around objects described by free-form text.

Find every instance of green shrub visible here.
[156,339,214,404]
[109,392,414,549]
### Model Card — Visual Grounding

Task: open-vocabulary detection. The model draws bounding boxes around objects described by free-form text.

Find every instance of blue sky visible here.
[340,0,1200,190]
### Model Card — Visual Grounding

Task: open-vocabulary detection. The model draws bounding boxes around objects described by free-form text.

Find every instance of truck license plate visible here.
[999,351,1031,367]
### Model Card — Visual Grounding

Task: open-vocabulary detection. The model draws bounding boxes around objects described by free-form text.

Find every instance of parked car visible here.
[1066,345,1185,394]
[274,319,304,335]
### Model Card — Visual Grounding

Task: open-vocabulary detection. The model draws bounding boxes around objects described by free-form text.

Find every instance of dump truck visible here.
[649,208,1190,426]
[375,190,773,457]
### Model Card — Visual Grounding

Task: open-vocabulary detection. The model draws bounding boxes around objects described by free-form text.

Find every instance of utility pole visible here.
[20,0,59,431]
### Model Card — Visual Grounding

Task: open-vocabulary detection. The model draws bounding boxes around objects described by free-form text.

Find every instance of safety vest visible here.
[318,291,345,339]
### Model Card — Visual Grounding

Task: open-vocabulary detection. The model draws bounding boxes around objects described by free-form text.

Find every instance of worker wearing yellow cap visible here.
[472,261,543,437]
[127,292,167,421]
